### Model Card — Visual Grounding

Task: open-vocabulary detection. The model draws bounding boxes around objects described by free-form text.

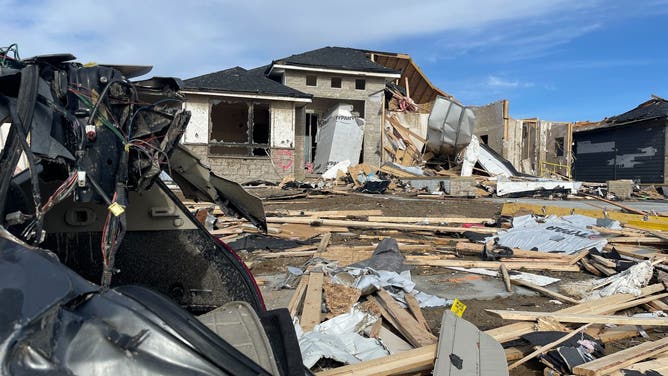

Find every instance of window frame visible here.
[330,77,342,88]
[208,100,271,158]
[305,75,317,87]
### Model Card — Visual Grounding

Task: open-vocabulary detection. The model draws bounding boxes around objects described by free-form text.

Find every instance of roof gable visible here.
[273,46,399,74]
[183,66,311,99]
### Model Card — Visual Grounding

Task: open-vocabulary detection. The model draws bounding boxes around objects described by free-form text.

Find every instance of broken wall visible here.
[284,70,387,168]
[471,100,505,153]
[182,94,299,183]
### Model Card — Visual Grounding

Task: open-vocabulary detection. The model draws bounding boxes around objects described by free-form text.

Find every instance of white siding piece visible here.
[183,97,210,144]
[270,101,295,148]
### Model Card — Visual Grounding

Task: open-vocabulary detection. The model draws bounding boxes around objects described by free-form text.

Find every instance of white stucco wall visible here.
[271,101,295,148]
[183,96,210,144]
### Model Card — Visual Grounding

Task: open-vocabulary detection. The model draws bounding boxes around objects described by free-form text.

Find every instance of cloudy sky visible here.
[3,0,667,121]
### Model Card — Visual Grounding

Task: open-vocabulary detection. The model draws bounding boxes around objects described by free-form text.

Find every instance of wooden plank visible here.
[607,356,668,376]
[376,290,437,347]
[367,216,493,224]
[500,264,512,292]
[287,275,309,317]
[365,296,402,333]
[266,217,498,234]
[590,254,617,268]
[316,344,437,376]
[269,209,383,217]
[509,324,592,370]
[367,325,414,354]
[511,279,580,304]
[300,272,324,331]
[484,284,666,343]
[501,202,668,230]
[608,236,668,244]
[606,243,665,260]
[486,310,668,326]
[404,293,431,333]
[316,232,332,253]
[569,249,591,265]
[454,242,574,261]
[573,337,668,376]
[582,193,647,215]
[404,257,581,272]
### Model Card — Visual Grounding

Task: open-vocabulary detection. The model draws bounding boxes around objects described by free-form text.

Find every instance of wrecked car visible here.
[0,47,304,375]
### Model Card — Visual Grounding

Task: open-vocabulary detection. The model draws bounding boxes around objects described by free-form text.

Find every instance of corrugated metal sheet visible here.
[573,120,665,183]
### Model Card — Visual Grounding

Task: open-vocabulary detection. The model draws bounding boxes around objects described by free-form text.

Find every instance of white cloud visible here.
[0,0,595,78]
[486,75,534,89]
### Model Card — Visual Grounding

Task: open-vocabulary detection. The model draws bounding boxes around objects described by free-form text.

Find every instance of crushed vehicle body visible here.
[0,49,304,375]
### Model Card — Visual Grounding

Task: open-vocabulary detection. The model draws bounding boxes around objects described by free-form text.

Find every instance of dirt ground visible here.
[236,187,638,375]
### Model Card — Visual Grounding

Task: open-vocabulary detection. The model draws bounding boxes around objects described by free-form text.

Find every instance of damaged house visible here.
[572,96,668,184]
[181,67,312,183]
[471,100,574,178]
[182,47,453,182]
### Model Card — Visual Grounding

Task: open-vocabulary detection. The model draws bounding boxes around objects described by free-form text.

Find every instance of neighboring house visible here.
[181,67,312,183]
[573,97,668,184]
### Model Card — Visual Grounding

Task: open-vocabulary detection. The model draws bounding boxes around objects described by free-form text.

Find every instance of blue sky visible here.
[2,0,667,121]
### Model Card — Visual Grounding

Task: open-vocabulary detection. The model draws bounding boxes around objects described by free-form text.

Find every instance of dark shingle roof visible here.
[608,97,668,124]
[184,66,311,98]
[272,47,400,74]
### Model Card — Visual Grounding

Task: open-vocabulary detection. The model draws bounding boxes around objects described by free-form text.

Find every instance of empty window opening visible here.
[209,101,271,157]
[210,101,248,142]
[355,79,366,90]
[331,77,342,88]
[480,135,489,144]
[555,137,565,157]
[306,75,317,86]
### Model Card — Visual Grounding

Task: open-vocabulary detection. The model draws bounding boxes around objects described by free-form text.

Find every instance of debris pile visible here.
[185,191,667,375]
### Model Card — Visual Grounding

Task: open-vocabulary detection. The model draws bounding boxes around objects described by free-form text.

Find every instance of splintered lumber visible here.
[608,236,668,244]
[270,209,383,217]
[404,257,581,272]
[606,243,665,260]
[569,249,591,265]
[486,309,668,326]
[511,279,580,304]
[485,284,665,343]
[607,356,668,376]
[583,193,647,215]
[365,296,401,332]
[288,275,309,317]
[317,232,332,253]
[404,293,431,333]
[499,264,512,292]
[573,337,668,376]
[366,216,493,224]
[455,242,575,261]
[256,250,317,258]
[508,324,592,370]
[501,202,668,231]
[300,272,324,331]
[316,343,437,376]
[266,217,498,234]
[376,290,438,347]
[592,325,656,343]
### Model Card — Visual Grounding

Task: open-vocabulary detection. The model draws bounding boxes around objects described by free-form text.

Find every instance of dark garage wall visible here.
[573,120,666,183]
